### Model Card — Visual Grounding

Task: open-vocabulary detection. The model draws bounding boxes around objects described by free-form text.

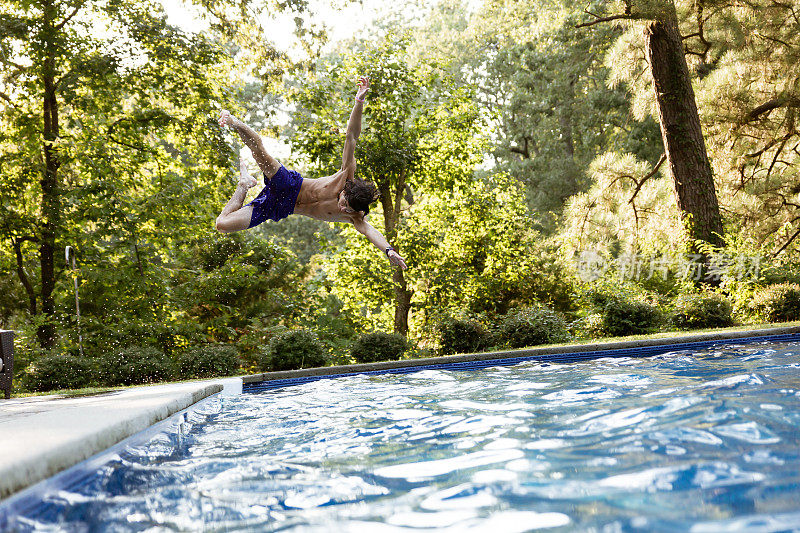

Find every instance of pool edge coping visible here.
[243,325,800,384]
[0,381,223,502]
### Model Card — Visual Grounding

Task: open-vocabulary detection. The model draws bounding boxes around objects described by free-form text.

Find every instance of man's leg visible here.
[215,156,257,233]
[218,111,281,180]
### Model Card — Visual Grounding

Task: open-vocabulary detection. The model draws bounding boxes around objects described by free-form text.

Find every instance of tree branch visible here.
[746,96,800,122]
[13,236,39,315]
[575,12,633,29]
[0,89,17,108]
[509,137,530,159]
[773,223,800,257]
[629,154,666,204]
[54,2,86,32]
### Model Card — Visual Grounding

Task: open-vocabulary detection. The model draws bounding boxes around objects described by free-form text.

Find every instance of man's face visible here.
[338,191,355,214]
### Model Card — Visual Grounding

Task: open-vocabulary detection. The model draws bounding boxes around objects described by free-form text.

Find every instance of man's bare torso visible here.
[293,169,362,224]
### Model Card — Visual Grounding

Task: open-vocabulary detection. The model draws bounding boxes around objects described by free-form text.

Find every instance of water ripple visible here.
[9,341,800,532]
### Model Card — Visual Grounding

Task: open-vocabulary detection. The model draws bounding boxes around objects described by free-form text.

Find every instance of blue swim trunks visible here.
[247,165,303,228]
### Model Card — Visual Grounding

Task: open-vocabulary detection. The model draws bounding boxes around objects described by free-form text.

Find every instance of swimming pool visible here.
[4,339,800,531]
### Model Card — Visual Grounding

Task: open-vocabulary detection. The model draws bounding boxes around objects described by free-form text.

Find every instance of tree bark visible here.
[558,75,579,199]
[645,2,724,252]
[392,268,412,336]
[379,171,413,336]
[13,237,38,315]
[38,6,61,349]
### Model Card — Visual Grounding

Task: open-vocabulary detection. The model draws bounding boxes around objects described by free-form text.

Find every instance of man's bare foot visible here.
[238,157,257,189]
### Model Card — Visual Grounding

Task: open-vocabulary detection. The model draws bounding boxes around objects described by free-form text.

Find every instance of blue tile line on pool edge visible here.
[242,333,800,394]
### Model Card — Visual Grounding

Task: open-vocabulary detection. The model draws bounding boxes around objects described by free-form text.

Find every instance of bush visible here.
[498,306,571,348]
[672,292,734,330]
[97,346,174,386]
[601,298,660,337]
[178,344,241,379]
[584,284,661,337]
[351,332,408,363]
[259,330,327,371]
[751,283,800,323]
[437,317,492,355]
[22,353,94,392]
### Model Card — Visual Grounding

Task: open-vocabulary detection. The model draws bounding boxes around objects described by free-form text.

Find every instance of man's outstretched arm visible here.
[353,217,408,270]
[341,76,369,179]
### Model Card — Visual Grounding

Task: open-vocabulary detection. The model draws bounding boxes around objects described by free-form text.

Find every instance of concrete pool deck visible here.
[0,380,236,500]
[1,324,799,502]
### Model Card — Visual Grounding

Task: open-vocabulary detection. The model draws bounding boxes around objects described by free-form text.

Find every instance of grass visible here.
[8,320,800,399]
[11,387,120,399]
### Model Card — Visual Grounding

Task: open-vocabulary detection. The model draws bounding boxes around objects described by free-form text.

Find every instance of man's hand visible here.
[356,76,369,101]
[388,250,407,270]
[218,110,232,128]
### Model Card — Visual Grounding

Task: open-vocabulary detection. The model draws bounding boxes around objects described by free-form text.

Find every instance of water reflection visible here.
[9,342,800,532]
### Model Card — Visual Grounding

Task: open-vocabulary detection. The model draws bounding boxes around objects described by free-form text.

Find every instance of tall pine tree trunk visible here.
[645,2,723,252]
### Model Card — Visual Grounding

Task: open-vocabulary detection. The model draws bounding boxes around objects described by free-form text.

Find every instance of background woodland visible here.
[2,0,799,389]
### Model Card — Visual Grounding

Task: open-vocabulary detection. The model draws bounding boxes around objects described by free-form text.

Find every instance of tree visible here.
[398,175,575,320]
[579,0,724,256]
[412,0,663,217]
[290,35,483,334]
[0,0,234,348]
[644,1,723,249]
[689,0,800,256]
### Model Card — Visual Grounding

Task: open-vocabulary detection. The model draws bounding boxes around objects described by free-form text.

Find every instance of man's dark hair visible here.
[343,179,379,215]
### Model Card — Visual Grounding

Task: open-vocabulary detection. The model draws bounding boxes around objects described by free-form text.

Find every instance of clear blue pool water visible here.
[6,341,800,532]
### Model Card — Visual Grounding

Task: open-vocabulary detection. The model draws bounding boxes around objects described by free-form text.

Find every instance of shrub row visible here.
[436,305,572,355]
[257,330,408,372]
[22,344,242,392]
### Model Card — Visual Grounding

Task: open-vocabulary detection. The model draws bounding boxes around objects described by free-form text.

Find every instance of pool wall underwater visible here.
[1,325,799,529]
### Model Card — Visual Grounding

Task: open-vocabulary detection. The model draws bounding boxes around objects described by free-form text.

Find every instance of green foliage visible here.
[750,283,800,323]
[0,0,241,349]
[97,346,174,386]
[582,282,661,337]
[418,0,663,214]
[22,354,95,392]
[299,291,362,366]
[4,0,800,365]
[436,317,493,356]
[259,330,328,371]
[328,174,578,334]
[498,306,572,349]
[401,175,576,316]
[178,345,241,379]
[350,332,409,364]
[672,292,734,330]
[561,152,681,259]
[176,232,309,336]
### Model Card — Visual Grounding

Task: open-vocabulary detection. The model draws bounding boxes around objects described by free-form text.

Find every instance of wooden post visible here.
[0,330,14,399]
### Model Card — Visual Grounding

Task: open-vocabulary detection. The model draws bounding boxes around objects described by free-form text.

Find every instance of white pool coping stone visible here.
[243,324,800,383]
[0,381,225,500]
